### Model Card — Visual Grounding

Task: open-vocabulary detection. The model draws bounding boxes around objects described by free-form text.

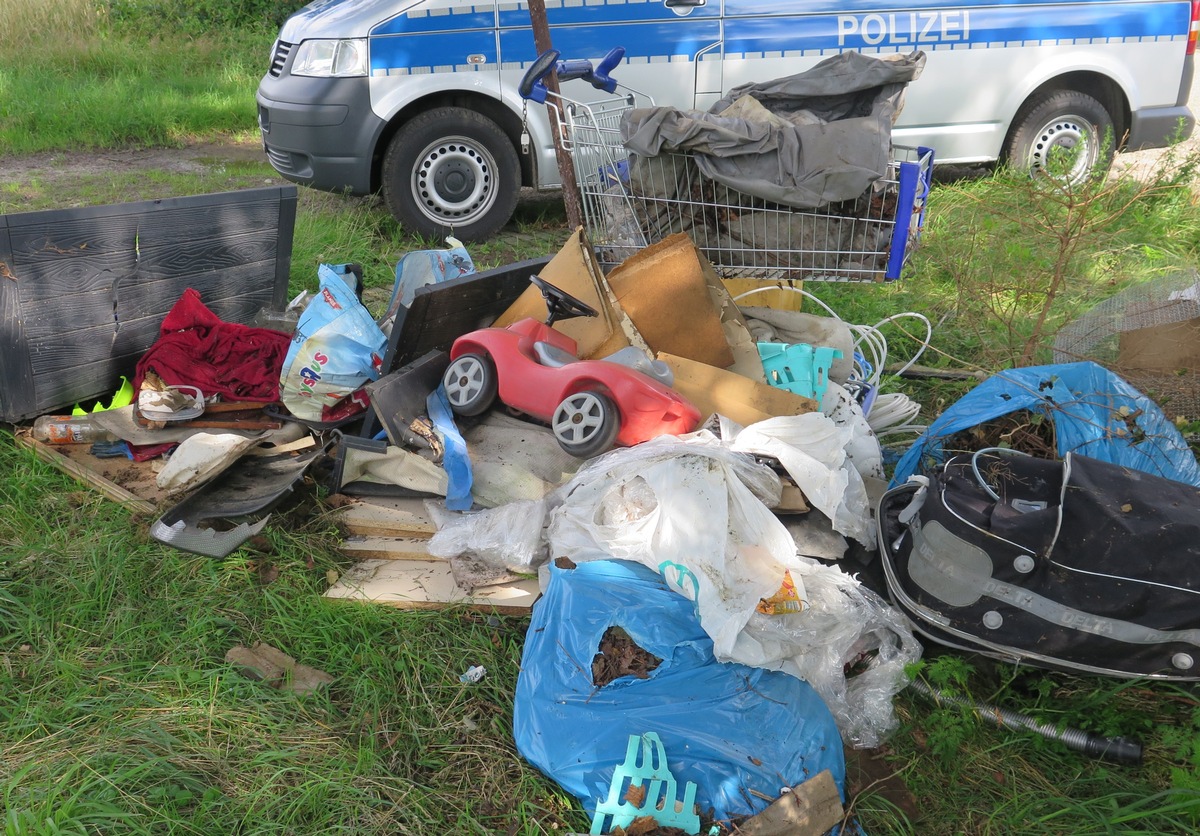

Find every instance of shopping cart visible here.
[520,48,935,282]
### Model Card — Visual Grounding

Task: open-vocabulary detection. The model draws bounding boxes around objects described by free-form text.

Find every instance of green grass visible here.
[3,10,1200,836]
[0,442,583,835]
[0,2,268,154]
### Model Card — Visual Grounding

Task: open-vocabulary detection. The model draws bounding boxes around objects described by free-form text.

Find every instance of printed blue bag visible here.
[279,264,387,421]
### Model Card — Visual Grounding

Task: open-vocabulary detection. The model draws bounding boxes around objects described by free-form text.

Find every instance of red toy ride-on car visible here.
[443,275,701,458]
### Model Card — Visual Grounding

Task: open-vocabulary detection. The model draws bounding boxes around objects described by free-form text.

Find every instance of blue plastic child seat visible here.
[757,342,843,403]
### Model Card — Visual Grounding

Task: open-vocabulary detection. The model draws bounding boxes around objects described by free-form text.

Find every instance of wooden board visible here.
[324,558,540,613]
[338,536,436,561]
[330,496,436,538]
[14,432,161,513]
[0,186,296,421]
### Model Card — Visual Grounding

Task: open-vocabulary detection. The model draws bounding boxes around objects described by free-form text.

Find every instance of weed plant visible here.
[3,11,1200,835]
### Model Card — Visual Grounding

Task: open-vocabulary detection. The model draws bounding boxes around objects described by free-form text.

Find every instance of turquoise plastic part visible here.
[589,732,701,835]
[757,342,843,403]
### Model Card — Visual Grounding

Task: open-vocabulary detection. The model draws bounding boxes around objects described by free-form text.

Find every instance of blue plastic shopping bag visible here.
[279,264,387,421]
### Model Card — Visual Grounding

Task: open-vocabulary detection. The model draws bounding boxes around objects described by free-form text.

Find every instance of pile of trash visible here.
[20,225,1200,834]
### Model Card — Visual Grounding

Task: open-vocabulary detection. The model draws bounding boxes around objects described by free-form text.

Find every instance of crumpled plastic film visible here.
[730,412,875,547]
[547,430,921,747]
[428,498,547,573]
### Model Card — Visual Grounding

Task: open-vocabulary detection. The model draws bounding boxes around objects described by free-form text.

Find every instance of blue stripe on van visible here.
[724,4,1185,55]
[726,4,1187,56]
[725,0,1192,13]
[497,1,718,28]
[370,29,498,73]
[372,6,495,36]
[498,22,722,67]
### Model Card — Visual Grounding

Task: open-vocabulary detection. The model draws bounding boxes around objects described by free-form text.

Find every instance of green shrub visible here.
[107,0,302,35]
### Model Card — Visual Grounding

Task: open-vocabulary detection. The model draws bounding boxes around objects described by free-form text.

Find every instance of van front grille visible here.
[269,40,293,77]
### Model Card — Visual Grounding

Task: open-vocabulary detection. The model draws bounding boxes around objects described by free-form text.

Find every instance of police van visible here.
[256,0,1199,241]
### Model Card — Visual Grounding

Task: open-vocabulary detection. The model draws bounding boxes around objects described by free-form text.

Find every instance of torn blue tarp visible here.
[513,559,845,824]
[891,361,1200,487]
[427,386,473,511]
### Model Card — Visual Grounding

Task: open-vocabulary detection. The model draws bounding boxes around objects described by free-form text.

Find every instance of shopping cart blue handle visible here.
[518,49,560,103]
[555,59,594,83]
[588,46,625,94]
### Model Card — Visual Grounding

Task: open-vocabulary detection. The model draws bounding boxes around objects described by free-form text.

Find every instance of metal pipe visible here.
[908,678,1144,764]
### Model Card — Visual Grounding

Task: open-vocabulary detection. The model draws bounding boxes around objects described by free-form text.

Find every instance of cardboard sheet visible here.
[493,228,635,359]
[605,234,736,368]
[658,352,817,427]
[1118,317,1200,372]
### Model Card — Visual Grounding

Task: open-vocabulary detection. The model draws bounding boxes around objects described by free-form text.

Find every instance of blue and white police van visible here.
[256,0,1199,240]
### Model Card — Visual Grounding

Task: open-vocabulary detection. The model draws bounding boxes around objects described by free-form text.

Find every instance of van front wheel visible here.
[1002,90,1115,186]
[382,107,520,241]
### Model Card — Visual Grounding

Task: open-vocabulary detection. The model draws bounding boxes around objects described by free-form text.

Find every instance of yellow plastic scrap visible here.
[72,376,134,415]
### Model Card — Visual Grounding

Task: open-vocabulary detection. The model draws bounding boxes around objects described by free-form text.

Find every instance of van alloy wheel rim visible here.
[412,136,497,224]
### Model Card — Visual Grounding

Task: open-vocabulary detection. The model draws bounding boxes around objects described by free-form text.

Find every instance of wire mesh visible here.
[1053,269,1200,419]
[551,93,931,282]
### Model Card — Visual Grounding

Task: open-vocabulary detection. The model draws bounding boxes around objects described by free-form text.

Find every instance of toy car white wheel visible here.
[443,353,497,417]
[552,391,620,458]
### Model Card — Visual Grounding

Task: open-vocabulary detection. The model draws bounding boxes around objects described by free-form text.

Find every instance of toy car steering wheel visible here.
[530,274,599,326]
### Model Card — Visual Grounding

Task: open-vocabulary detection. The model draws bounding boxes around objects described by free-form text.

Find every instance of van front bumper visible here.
[256,75,385,196]
[1127,105,1195,151]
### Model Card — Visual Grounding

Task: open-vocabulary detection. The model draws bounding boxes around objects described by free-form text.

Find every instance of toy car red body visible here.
[443,276,700,458]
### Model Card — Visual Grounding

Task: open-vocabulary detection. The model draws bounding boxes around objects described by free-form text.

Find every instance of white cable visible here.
[731,287,933,434]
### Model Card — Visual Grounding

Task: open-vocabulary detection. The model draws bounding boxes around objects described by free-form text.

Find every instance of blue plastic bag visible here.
[513,559,846,824]
[891,361,1200,488]
[279,264,387,421]
[381,238,475,326]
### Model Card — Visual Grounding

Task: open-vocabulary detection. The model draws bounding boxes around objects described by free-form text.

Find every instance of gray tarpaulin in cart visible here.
[620,50,926,209]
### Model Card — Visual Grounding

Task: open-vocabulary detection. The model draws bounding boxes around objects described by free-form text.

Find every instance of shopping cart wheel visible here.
[551,390,620,458]
[382,106,521,242]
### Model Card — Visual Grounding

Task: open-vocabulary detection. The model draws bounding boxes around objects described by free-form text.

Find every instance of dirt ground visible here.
[1,139,271,187]
[4,64,1198,193]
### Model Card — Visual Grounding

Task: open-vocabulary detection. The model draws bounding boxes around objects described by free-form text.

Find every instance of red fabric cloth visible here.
[134,289,291,402]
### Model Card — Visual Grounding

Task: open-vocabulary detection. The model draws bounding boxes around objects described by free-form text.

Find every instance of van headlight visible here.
[290,38,368,78]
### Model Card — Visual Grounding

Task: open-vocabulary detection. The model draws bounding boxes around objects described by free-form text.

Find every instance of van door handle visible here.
[664,0,706,7]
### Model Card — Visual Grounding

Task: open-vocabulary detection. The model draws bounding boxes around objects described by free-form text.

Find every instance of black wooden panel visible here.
[0,186,296,422]
[385,256,551,373]
[357,256,551,441]
[31,294,272,413]
[24,278,276,380]
[0,224,37,420]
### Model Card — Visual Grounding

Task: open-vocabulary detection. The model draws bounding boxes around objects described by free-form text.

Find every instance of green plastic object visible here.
[757,342,842,403]
[72,376,134,416]
[590,732,700,835]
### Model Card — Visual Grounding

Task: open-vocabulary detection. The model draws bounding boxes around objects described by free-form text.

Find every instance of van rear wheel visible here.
[1002,89,1115,186]
[382,107,520,242]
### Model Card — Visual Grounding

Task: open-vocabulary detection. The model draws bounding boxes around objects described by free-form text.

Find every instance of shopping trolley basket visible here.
[520,48,934,282]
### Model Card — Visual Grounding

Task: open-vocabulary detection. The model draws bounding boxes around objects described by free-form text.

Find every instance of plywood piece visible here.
[14,432,159,513]
[324,558,539,613]
[736,769,843,836]
[606,233,734,369]
[332,498,436,538]
[658,351,817,427]
[338,536,436,561]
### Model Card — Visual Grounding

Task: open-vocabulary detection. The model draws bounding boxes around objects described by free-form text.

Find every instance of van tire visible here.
[1002,89,1115,185]
[382,107,520,241]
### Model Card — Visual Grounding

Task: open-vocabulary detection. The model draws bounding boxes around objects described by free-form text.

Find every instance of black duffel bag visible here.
[877,450,1200,680]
